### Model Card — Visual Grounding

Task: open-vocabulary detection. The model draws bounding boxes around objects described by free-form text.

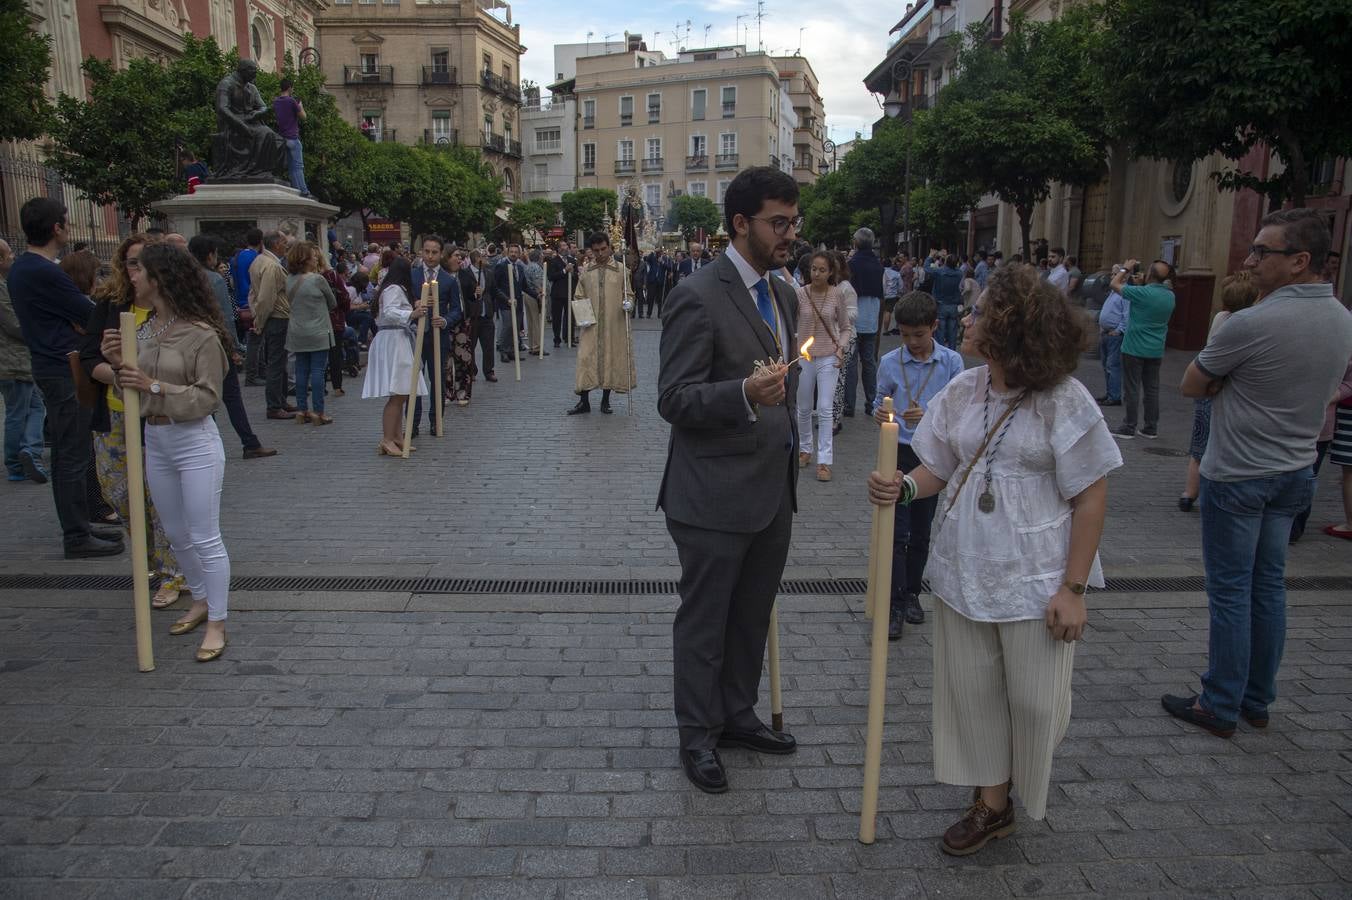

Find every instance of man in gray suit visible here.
[657,166,804,793]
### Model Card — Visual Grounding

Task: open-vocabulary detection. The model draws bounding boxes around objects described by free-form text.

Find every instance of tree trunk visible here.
[1017,204,1032,262]
[1276,124,1307,208]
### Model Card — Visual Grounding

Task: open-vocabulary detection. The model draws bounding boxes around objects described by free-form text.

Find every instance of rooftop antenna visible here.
[586,30,593,54]
[702,24,711,45]
[796,25,804,55]
[734,14,747,47]
[755,0,767,52]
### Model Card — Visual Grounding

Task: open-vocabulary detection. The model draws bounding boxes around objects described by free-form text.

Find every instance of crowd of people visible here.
[3,166,1352,857]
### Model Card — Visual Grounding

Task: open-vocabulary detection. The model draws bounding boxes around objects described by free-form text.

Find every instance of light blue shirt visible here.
[974,259,990,289]
[1098,290,1128,334]
[855,294,881,335]
[883,267,901,300]
[873,340,966,444]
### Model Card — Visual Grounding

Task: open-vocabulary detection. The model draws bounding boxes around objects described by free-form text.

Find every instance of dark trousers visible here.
[472,316,495,376]
[33,375,95,545]
[412,336,448,429]
[891,443,939,606]
[1292,441,1331,537]
[550,294,569,344]
[667,490,794,750]
[262,317,291,412]
[1121,353,1162,431]
[643,282,660,317]
[220,361,262,451]
[844,334,879,413]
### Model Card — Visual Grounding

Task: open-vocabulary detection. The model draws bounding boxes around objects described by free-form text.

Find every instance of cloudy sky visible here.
[508,0,890,142]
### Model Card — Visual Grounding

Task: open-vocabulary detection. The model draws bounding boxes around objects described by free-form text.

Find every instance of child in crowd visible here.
[872,291,966,638]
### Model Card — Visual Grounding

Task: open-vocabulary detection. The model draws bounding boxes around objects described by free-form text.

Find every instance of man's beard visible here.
[747,228,786,272]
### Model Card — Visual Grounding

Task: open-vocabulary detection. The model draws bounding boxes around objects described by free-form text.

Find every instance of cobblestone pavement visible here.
[1,322,1350,897]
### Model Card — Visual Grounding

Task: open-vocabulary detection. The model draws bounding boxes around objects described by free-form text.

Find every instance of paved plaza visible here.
[1,322,1350,898]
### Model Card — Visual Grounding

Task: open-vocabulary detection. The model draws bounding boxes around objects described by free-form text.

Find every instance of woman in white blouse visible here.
[361,256,429,456]
[868,264,1122,856]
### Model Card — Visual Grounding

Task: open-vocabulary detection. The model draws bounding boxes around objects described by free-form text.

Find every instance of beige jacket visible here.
[248,250,289,328]
[127,321,228,421]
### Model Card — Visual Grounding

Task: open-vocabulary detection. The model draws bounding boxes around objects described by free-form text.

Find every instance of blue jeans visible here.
[1099,332,1123,401]
[285,138,309,194]
[293,349,328,414]
[1,379,46,476]
[843,334,878,414]
[1199,468,1315,723]
[937,304,961,349]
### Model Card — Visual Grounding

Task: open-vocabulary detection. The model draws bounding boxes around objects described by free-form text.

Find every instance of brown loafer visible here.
[266,410,296,420]
[941,799,1016,856]
[242,447,278,459]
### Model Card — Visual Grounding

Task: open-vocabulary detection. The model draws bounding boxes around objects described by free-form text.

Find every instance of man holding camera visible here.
[1110,258,1175,439]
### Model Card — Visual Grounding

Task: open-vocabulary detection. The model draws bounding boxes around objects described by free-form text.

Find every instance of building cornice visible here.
[98,4,188,56]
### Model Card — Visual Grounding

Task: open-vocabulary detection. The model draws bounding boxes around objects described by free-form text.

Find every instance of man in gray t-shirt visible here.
[1162,209,1352,740]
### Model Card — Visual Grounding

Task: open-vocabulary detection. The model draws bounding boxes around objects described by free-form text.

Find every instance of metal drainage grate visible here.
[0,574,1349,595]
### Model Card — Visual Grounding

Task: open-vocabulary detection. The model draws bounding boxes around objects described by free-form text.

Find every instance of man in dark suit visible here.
[410,234,461,435]
[657,166,804,793]
[546,240,577,347]
[492,244,534,364]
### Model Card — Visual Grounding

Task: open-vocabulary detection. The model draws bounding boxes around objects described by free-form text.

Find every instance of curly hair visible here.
[92,233,150,308]
[975,264,1084,392]
[806,251,838,286]
[138,243,233,358]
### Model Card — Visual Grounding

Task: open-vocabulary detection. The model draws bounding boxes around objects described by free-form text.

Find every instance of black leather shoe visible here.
[717,725,796,755]
[600,400,613,414]
[1161,693,1235,738]
[64,535,125,559]
[904,593,925,625]
[567,398,591,415]
[90,524,125,541]
[888,606,904,641]
[680,749,729,793]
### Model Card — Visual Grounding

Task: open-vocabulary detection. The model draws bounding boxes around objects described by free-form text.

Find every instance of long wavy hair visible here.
[975,263,1084,392]
[91,233,149,308]
[138,243,233,358]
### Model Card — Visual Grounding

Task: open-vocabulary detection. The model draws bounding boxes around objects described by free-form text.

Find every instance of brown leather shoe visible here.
[941,799,1016,856]
[266,409,296,420]
[243,447,278,459]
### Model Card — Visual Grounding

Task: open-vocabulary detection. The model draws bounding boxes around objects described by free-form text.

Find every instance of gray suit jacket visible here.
[657,253,800,533]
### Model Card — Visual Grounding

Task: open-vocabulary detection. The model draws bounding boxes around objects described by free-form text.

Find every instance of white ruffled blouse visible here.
[912,366,1123,623]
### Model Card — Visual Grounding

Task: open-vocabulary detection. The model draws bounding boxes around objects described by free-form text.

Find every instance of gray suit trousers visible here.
[667,489,793,750]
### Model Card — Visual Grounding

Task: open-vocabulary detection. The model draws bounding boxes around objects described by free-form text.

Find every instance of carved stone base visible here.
[151,183,339,248]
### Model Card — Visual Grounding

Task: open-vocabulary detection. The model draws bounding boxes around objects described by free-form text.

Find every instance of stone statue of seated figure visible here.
[211,59,287,182]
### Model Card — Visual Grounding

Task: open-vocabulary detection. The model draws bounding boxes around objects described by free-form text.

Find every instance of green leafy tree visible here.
[508,198,559,240]
[560,187,619,237]
[0,0,53,141]
[798,172,855,247]
[922,10,1110,259]
[667,194,721,240]
[1103,0,1352,208]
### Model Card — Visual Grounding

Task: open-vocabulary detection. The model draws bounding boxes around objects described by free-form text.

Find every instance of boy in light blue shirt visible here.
[872,291,966,639]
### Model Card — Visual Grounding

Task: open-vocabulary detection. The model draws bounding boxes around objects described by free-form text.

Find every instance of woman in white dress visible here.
[361,256,429,456]
[868,264,1122,855]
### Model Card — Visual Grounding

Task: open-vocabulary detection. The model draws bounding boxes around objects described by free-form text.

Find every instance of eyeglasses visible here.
[748,215,804,236]
[125,258,142,270]
[1247,244,1303,261]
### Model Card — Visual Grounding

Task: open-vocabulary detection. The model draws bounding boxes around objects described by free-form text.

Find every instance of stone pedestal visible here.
[151,183,339,248]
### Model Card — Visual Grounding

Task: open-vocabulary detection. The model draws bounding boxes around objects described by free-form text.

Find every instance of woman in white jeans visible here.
[104,242,232,662]
[795,251,853,482]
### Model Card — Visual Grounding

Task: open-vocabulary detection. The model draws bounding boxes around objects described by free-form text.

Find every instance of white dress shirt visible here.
[725,243,792,421]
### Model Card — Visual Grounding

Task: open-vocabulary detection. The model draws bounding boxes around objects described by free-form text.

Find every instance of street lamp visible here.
[883,59,914,256]
[819,139,838,175]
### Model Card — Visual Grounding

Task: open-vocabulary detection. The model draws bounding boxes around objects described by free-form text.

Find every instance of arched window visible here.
[503,168,515,194]
[251,22,263,60]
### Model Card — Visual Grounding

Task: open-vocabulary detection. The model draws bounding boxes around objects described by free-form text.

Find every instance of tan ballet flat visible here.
[816,464,832,482]
[169,609,207,635]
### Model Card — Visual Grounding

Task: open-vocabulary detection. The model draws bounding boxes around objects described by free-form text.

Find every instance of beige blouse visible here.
[130,321,228,421]
[795,283,854,359]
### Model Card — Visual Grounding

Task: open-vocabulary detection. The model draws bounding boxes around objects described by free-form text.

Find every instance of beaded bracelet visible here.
[900,474,917,507]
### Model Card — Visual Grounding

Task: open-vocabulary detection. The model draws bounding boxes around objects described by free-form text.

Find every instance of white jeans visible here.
[145,417,230,621]
[796,355,840,465]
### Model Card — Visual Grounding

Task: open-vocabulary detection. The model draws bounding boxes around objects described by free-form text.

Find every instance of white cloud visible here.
[510,0,886,139]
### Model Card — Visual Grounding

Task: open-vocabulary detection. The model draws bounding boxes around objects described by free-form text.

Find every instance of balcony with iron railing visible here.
[647,107,661,123]
[344,65,393,85]
[583,115,595,129]
[715,153,739,169]
[641,157,663,173]
[480,70,521,103]
[620,112,633,126]
[366,128,397,143]
[421,66,458,86]
[506,139,522,158]
[794,155,814,172]
[582,160,596,174]
[423,128,459,145]
[485,132,506,152]
[721,102,736,118]
[615,159,636,174]
[686,155,709,172]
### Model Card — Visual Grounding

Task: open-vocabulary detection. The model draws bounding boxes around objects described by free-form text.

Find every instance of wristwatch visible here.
[149,381,162,395]
[1062,579,1087,595]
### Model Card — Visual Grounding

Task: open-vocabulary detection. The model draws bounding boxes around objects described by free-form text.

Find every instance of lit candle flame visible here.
[887,412,894,424]
[799,336,814,361]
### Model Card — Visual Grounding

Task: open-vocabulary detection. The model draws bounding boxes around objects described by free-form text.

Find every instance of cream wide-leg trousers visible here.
[932,599,1075,820]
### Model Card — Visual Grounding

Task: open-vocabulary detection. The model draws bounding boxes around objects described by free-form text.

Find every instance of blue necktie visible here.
[754,278,777,347]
